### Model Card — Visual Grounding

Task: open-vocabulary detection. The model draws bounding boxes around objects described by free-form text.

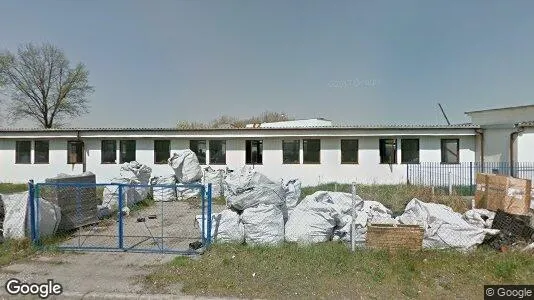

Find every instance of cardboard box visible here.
[366,224,424,251]
[474,173,532,216]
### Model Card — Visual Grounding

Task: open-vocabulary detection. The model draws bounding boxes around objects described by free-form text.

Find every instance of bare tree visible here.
[0,43,94,128]
[177,111,293,129]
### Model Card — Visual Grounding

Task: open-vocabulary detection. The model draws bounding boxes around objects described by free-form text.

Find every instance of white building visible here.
[0,104,532,186]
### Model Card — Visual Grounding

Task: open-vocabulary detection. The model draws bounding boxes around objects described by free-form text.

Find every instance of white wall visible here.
[481,128,513,163]
[517,128,534,162]
[468,106,534,125]
[0,135,476,186]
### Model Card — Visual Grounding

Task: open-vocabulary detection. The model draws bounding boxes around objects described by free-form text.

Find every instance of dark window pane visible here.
[101,140,117,164]
[441,139,459,163]
[282,140,300,164]
[154,140,171,164]
[401,139,419,164]
[341,139,358,164]
[15,141,31,164]
[379,139,397,164]
[209,140,226,164]
[190,140,206,164]
[120,140,136,163]
[303,139,320,164]
[246,140,263,164]
[34,141,49,164]
[67,141,84,164]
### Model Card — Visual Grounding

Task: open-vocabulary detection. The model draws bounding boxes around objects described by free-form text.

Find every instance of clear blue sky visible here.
[1,0,533,128]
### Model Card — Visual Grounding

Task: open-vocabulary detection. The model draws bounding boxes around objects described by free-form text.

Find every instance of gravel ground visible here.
[0,199,228,299]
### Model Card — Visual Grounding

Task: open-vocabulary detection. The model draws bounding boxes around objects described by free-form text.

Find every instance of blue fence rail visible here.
[28,181,213,254]
[407,162,534,195]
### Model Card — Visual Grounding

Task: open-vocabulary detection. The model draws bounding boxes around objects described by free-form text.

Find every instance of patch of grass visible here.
[301,183,469,214]
[0,183,28,194]
[0,239,34,266]
[145,243,534,299]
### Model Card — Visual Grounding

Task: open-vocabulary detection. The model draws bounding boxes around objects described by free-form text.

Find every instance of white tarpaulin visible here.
[120,161,152,184]
[225,166,286,211]
[285,191,363,245]
[203,167,226,198]
[177,183,201,200]
[242,204,284,246]
[102,177,149,210]
[195,213,218,240]
[1,192,61,239]
[169,150,203,183]
[150,175,177,202]
[463,209,495,229]
[215,209,245,243]
[397,198,499,250]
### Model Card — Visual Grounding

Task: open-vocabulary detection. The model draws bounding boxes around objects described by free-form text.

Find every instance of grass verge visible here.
[0,183,28,194]
[0,234,71,267]
[301,183,470,214]
[145,242,534,299]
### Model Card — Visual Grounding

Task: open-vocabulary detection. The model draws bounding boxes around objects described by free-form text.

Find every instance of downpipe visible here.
[509,124,525,177]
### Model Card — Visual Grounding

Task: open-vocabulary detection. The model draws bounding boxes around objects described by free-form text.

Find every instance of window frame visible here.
[209,140,227,165]
[15,141,32,164]
[379,138,397,164]
[34,140,50,164]
[119,140,136,164]
[101,140,117,164]
[303,139,321,164]
[67,140,84,164]
[190,140,207,165]
[441,138,460,164]
[282,140,300,164]
[245,140,263,165]
[401,138,420,164]
[340,139,359,164]
[154,140,171,164]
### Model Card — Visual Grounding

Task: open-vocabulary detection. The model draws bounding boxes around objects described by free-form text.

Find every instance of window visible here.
[190,140,206,164]
[34,141,49,164]
[341,139,358,164]
[154,140,171,164]
[379,139,397,164]
[101,140,117,164]
[120,140,136,163]
[209,140,226,164]
[282,140,300,164]
[246,140,263,164]
[67,141,84,164]
[303,139,320,164]
[441,139,459,164]
[15,141,31,164]
[401,139,419,164]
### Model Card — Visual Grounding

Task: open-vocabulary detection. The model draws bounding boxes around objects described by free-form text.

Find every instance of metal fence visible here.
[28,181,213,254]
[407,162,534,195]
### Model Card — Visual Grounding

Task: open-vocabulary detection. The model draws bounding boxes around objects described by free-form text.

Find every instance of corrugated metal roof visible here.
[465,104,534,114]
[0,124,479,132]
[518,121,534,127]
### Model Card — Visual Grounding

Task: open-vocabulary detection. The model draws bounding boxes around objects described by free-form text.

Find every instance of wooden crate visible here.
[366,224,424,251]
[475,173,531,216]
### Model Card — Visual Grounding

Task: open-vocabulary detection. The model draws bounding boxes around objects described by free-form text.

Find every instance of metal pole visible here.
[448,171,452,195]
[118,184,124,250]
[207,183,213,247]
[351,182,357,252]
[28,180,37,246]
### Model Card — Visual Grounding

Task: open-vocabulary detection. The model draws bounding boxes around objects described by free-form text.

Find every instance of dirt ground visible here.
[0,199,230,299]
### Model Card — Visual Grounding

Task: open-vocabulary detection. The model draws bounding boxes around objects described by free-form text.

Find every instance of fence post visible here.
[118,184,124,250]
[469,162,473,195]
[207,183,213,247]
[448,171,452,195]
[28,180,37,246]
[351,182,357,252]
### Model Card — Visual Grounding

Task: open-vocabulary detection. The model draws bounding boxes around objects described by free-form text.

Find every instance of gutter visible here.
[475,128,484,166]
[509,124,525,177]
[76,130,87,173]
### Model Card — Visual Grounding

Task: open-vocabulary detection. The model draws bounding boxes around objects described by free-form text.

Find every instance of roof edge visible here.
[465,104,534,115]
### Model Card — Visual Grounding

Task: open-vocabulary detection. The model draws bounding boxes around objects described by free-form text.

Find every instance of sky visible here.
[1,0,534,128]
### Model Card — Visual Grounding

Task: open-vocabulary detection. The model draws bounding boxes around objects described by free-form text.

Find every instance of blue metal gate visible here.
[28,181,212,254]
